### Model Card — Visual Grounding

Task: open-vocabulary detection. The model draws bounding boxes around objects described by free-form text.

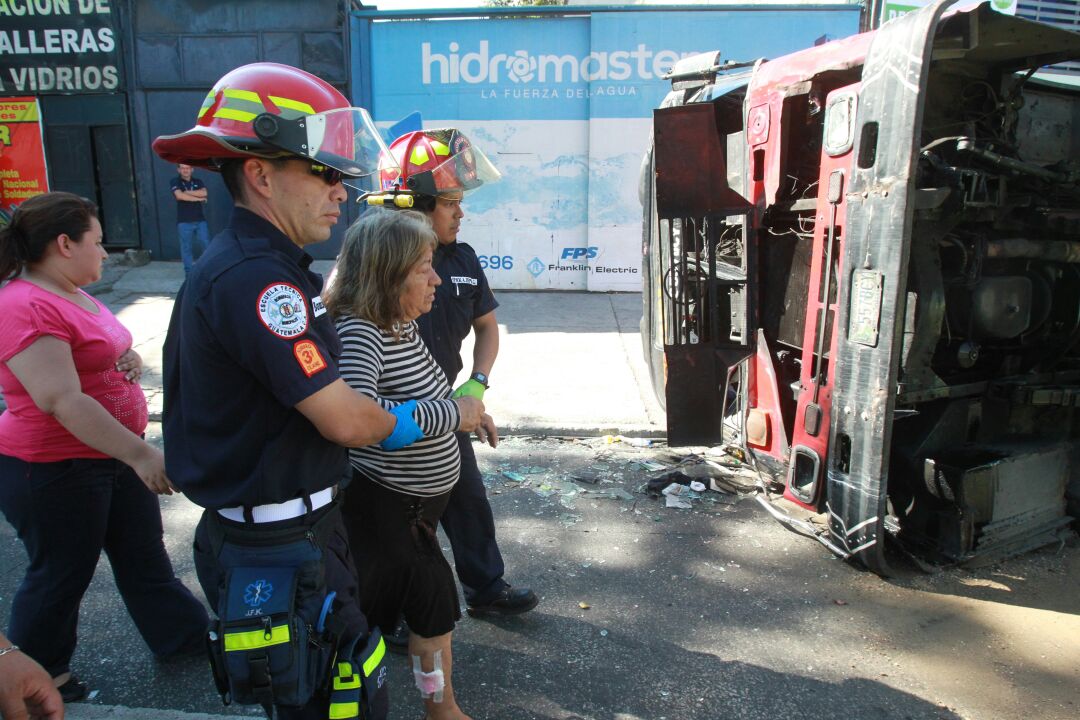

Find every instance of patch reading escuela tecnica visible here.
[257,283,309,338]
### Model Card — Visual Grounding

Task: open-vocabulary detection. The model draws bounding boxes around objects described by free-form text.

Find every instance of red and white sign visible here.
[0,97,49,223]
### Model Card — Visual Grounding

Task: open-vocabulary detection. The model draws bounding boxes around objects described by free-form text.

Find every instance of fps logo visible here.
[561,247,598,260]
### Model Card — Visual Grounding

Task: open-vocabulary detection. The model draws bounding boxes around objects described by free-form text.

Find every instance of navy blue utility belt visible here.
[201,501,386,720]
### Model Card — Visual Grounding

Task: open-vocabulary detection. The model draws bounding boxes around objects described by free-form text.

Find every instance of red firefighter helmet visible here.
[153,62,389,179]
[378,129,500,198]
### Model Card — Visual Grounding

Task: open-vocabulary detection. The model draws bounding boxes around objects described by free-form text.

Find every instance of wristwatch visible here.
[470,371,490,388]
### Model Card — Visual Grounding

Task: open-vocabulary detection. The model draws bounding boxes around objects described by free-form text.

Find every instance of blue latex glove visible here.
[380,400,424,450]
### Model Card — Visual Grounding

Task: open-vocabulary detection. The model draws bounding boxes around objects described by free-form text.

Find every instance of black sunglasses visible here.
[308,162,345,186]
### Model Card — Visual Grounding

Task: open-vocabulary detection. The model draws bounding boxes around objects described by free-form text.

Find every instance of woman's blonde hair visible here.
[325,208,437,337]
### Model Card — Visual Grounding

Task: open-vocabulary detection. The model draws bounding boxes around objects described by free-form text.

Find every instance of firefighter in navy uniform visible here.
[372,130,538,643]
[153,63,450,720]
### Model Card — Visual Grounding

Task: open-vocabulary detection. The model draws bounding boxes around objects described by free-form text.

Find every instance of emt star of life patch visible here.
[258,283,309,338]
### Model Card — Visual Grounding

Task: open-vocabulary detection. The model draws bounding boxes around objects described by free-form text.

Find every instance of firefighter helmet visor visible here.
[251,107,393,180]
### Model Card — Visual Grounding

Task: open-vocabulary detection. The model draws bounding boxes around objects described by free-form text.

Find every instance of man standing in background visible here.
[170,163,209,273]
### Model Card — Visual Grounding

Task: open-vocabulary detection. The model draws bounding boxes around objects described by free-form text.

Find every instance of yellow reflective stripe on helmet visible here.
[363,636,386,676]
[269,95,315,115]
[222,88,261,104]
[213,90,266,123]
[222,624,290,651]
[214,107,258,122]
[197,91,216,119]
[328,701,359,719]
[410,146,430,167]
[430,140,451,157]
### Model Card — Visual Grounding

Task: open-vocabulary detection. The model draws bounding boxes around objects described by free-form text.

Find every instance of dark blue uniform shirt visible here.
[170,176,207,223]
[163,208,346,509]
[416,241,498,386]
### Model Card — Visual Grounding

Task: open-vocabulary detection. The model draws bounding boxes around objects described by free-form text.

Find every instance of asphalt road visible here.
[1,262,1076,719]
[2,433,1076,720]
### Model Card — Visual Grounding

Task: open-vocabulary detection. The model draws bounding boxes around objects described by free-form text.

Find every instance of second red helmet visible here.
[379,129,501,198]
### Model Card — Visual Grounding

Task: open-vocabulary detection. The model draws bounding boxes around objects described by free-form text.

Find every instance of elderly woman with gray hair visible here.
[326,208,493,720]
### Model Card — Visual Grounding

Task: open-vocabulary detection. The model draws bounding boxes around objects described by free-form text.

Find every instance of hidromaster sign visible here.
[368,8,861,290]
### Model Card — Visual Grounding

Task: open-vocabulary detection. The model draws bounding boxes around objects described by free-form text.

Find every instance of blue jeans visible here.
[177,220,209,274]
[0,454,209,677]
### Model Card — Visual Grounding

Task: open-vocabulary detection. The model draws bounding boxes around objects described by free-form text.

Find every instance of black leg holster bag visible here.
[198,502,387,719]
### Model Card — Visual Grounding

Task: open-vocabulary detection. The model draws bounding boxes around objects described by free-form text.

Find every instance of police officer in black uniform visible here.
[153,63,443,720]
[376,130,538,631]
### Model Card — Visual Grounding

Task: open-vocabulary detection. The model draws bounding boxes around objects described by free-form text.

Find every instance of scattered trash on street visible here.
[476,436,756,520]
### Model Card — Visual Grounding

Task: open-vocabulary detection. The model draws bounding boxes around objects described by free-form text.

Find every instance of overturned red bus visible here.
[641,0,1080,573]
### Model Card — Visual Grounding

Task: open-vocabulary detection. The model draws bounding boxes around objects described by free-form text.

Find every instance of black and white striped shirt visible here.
[336,315,461,496]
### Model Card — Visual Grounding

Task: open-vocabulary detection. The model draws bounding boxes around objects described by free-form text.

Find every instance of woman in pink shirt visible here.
[0,192,208,703]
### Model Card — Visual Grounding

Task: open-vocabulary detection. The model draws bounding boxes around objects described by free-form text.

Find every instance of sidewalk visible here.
[90,258,666,438]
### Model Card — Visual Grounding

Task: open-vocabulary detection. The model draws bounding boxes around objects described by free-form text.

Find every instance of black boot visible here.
[466,585,538,617]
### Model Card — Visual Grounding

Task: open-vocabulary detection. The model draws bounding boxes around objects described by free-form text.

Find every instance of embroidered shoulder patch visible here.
[293,340,327,377]
[258,283,309,338]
